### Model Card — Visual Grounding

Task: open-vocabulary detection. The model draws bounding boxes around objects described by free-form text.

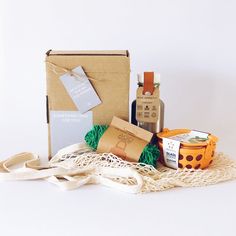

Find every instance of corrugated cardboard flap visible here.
[46,50,130,73]
[46,50,129,57]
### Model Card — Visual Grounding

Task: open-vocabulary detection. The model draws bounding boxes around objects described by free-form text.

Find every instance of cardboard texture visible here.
[46,50,130,157]
[97,117,153,162]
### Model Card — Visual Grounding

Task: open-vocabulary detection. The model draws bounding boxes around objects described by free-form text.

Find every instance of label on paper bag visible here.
[50,111,93,156]
[162,138,180,169]
[60,66,101,113]
[136,87,160,123]
[97,117,153,162]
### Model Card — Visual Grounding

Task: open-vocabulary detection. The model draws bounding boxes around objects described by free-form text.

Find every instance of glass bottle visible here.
[131,72,164,133]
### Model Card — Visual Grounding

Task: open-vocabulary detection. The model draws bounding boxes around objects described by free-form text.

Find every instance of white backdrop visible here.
[1,1,236,236]
[1,0,236,159]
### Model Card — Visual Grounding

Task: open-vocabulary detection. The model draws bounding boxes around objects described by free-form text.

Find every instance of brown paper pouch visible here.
[97,117,153,162]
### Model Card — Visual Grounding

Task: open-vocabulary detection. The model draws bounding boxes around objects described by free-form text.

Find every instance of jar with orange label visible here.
[157,128,218,169]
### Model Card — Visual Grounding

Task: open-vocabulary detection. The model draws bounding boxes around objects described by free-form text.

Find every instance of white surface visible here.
[0,180,236,236]
[0,0,236,235]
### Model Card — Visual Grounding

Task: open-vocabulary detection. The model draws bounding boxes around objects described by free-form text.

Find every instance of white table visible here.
[1,177,235,236]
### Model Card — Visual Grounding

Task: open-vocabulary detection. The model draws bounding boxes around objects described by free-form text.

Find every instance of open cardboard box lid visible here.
[46,50,129,57]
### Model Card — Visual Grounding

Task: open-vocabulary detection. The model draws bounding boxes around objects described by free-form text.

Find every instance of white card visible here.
[162,138,181,169]
[50,111,93,156]
[60,66,101,113]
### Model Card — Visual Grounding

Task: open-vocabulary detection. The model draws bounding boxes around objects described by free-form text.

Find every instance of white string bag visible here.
[0,143,236,193]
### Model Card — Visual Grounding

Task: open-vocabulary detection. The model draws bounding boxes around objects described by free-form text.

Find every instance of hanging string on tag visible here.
[45,61,101,82]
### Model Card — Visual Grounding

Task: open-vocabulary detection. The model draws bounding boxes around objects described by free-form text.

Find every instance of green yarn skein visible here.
[85,125,160,167]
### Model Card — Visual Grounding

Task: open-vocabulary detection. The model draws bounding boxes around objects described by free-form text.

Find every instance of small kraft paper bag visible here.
[45,50,130,158]
[97,116,153,162]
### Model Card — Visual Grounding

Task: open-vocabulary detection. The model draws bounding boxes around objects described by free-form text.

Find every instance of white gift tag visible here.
[60,66,101,113]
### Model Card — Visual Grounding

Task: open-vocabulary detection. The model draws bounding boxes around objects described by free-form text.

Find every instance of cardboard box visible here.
[45,50,130,157]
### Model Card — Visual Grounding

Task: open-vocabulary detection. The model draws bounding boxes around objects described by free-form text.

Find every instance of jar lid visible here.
[157,128,218,147]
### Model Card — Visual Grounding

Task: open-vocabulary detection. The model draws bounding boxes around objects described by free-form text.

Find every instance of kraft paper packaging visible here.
[97,116,153,162]
[45,50,130,158]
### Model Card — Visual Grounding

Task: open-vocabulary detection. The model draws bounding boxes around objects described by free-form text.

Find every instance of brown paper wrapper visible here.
[97,117,153,162]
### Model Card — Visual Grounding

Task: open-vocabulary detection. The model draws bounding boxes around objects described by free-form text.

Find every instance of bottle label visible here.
[136,87,160,123]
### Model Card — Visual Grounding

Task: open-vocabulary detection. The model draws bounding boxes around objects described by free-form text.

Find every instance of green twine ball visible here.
[85,125,160,167]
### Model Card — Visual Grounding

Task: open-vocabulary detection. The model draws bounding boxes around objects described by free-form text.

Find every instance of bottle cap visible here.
[137,72,160,84]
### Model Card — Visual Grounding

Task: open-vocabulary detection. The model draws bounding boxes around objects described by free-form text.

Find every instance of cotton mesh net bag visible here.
[49,143,236,193]
[0,143,236,193]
